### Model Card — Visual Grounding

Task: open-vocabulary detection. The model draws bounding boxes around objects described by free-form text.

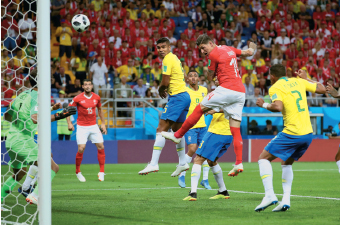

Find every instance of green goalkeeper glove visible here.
[54,106,77,121]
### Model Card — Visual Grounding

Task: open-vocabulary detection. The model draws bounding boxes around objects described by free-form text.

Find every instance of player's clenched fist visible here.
[68,123,74,131]
[54,106,77,121]
[256,98,264,107]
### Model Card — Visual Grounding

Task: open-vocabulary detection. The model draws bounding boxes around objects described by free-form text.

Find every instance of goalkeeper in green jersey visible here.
[1,69,77,205]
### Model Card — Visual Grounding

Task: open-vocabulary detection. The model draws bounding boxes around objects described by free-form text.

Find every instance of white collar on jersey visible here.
[84,93,93,99]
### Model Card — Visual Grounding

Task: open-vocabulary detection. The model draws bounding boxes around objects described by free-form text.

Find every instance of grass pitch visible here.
[1,162,340,225]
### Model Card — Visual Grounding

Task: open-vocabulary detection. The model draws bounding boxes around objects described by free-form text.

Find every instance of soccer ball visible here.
[72,14,90,33]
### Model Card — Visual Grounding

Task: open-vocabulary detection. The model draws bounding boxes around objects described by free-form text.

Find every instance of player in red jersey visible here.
[162,34,256,176]
[67,79,107,182]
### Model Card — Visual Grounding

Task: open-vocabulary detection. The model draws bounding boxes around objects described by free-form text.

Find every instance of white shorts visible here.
[201,86,245,121]
[76,124,104,145]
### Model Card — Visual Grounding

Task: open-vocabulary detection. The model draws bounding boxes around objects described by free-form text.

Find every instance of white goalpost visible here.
[37,0,51,224]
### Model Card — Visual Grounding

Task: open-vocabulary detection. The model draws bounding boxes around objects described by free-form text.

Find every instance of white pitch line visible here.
[52,187,340,201]
[59,169,338,176]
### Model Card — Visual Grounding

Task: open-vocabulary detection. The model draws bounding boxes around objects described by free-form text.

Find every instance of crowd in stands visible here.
[1,0,340,109]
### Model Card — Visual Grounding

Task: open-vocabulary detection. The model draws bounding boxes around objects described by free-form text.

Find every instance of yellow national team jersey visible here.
[162,52,186,96]
[269,77,317,135]
[208,113,232,135]
[186,86,208,129]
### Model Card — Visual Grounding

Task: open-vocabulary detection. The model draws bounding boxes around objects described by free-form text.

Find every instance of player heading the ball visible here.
[162,34,256,176]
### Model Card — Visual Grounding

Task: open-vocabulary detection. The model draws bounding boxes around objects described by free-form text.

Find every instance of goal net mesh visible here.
[1,0,39,224]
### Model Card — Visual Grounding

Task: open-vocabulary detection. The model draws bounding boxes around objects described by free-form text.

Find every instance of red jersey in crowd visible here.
[208,46,245,93]
[69,92,102,126]
[184,28,196,40]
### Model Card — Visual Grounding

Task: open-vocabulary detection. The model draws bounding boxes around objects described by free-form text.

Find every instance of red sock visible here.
[76,152,83,174]
[97,149,105,172]
[174,105,204,138]
[230,127,243,165]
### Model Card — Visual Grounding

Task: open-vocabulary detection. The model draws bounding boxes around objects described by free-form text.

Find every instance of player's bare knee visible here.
[78,146,85,153]
[96,143,104,150]
[193,155,205,165]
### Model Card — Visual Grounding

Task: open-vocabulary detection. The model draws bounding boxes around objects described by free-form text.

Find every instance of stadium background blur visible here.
[1,0,340,145]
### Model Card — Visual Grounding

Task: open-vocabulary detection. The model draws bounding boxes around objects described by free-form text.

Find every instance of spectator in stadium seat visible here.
[163,0,175,16]
[56,19,73,63]
[247,87,262,107]
[180,58,189,75]
[89,56,109,97]
[18,11,36,48]
[242,65,259,86]
[88,39,101,57]
[135,58,143,79]
[249,120,261,135]
[1,49,10,69]
[155,4,168,19]
[244,76,255,102]
[60,2,71,19]
[13,49,29,69]
[2,13,19,51]
[108,30,122,49]
[55,90,69,105]
[198,74,208,89]
[285,42,298,68]
[87,51,97,71]
[275,29,290,52]
[67,79,84,97]
[258,78,268,96]
[116,59,138,83]
[133,78,148,98]
[74,51,87,85]
[91,0,104,12]
[195,60,205,76]
[140,65,155,85]
[151,62,161,81]
[54,66,71,92]
[142,3,155,19]
[197,13,213,31]
[260,30,274,58]
[51,0,65,27]
[261,120,278,135]
[267,0,279,13]
[224,30,233,46]
[192,5,203,26]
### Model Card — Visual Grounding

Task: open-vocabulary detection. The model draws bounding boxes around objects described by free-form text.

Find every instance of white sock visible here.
[258,159,275,198]
[185,154,192,164]
[211,164,226,192]
[179,154,193,177]
[337,161,340,173]
[22,165,38,191]
[150,133,165,166]
[281,165,293,206]
[31,172,38,186]
[176,138,186,166]
[202,160,209,180]
[191,164,201,193]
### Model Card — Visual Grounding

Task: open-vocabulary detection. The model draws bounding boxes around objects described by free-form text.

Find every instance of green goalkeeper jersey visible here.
[7,89,38,140]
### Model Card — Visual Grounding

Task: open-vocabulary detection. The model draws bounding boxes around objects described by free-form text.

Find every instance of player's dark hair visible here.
[270,64,286,78]
[156,37,170,46]
[83,79,93,85]
[29,68,37,87]
[196,34,213,46]
[188,70,198,77]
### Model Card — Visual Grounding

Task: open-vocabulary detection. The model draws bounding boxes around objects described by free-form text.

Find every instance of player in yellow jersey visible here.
[254,64,326,212]
[325,83,340,173]
[178,70,211,189]
[184,81,233,201]
[139,38,191,176]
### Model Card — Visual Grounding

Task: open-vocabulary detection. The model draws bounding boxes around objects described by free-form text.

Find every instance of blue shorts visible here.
[265,132,313,161]
[196,132,233,162]
[184,127,207,145]
[160,92,191,123]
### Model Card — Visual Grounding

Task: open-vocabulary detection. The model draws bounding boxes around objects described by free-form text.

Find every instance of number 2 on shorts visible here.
[291,90,305,112]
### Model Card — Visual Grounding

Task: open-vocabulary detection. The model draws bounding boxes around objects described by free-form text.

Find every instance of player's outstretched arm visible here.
[295,69,326,94]
[31,106,77,124]
[240,42,257,57]
[256,98,283,112]
[326,82,340,98]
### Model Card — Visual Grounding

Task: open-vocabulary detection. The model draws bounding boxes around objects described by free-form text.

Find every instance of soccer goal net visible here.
[1,1,51,224]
